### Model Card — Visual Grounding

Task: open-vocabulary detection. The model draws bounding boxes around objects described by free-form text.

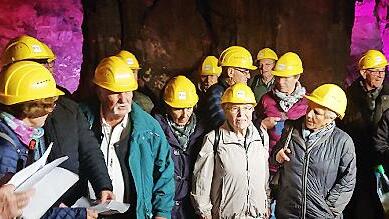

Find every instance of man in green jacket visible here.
[249,48,278,103]
[81,56,174,219]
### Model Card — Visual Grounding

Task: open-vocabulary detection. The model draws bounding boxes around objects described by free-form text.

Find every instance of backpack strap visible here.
[213,128,220,157]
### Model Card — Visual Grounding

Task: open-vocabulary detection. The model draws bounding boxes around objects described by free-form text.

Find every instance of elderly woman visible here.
[0,61,97,219]
[191,83,270,219]
[272,84,356,219]
[153,75,206,219]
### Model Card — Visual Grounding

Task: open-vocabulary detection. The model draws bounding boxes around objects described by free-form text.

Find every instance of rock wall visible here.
[77,0,355,99]
[0,0,83,93]
[0,0,360,98]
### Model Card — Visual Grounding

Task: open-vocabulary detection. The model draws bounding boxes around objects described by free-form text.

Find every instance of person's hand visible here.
[87,208,98,219]
[264,207,271,219]
[261,117,281,130]
[276,148,291,164]
[154,217,167,219]
[0,184,34,218]
[99,190,115,203]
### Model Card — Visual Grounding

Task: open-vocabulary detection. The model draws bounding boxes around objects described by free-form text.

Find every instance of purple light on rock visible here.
[348,0,389,85]
[0,0,83,93]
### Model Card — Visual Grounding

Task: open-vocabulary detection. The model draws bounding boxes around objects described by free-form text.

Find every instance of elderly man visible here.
[192,83,270,219]
[81,56,174,219]
[197,56,222,96]
[0,35,113,205]
[272,84,356,219]
[341,49,389,219]
[203,46,257,130]
[249,48,278,102]
[115,50,154,113]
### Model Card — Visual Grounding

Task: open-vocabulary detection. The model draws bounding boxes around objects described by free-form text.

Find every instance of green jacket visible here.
[81,102,174,219]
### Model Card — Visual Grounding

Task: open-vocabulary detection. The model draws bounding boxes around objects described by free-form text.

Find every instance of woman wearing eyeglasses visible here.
[0,61,98,219]
[191,83,270,219]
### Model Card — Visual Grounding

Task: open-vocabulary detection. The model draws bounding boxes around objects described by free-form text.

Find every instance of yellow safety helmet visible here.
[305,84,347,119]
[200,56,222,76]
[359,49,388,70]
[221,83,256,105]
[1,35,55,67]
[164,75,198,108]
[115,50,141,70]
[219,46,257,70]
[272,52,303,77]
[93,56,138,92]
[257,48,278,61]
[0,61,64,105]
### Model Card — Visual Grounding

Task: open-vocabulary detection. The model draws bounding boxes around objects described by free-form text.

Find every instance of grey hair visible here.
[324,109,338,120]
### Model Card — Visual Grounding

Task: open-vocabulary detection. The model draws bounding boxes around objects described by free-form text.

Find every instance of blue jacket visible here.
[153,113,206,219]
[201,80,229,130]
[0,119,86,218]
[82,102,175,219]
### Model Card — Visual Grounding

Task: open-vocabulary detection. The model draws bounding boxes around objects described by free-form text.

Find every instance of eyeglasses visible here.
[227,105,254,114]
[234,67,250,76]
[366,69,386,76]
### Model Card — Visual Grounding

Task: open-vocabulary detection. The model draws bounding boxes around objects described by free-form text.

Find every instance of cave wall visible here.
[77,0,355,99]
[0,0,364,98]
[0,0,83,93]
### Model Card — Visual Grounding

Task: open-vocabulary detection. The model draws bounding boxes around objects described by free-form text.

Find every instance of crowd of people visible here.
[0,34,388,219]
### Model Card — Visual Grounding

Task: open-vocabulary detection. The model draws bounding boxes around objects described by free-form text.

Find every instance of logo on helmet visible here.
[178,91,187,100]
[32,45,42,53]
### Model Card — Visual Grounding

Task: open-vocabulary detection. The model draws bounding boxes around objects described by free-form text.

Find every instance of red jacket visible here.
[256,92,308,173]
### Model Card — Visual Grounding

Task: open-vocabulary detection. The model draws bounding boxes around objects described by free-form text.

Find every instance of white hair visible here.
[324,109,338,120]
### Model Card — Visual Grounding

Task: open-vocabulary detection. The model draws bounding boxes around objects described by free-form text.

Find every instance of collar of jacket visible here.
[352,77,389,96]
[220,121,261,146]
[83,101,152,138]
[218,77,230,89]
[154,113,205,150]
[288,118,334,151]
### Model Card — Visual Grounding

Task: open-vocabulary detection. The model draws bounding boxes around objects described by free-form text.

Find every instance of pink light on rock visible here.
[0,0,83,93]
[348,0,389,86]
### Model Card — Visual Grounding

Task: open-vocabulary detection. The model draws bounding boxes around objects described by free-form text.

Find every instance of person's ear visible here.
[360,69,367,79]
[227,67,234,78]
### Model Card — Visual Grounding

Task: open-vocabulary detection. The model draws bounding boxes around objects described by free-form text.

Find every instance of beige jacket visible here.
[191,122,270,219]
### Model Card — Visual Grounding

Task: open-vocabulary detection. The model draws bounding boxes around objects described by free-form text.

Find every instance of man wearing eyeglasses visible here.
[342,49,389,219]
[201,46,257,130]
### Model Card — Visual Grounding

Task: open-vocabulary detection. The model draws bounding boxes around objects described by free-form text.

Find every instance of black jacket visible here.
[341,79,389,173]
[44,96,112,204]
[374,109,389,174]
[340,79,389,219]
[271,119,356,219]
[200,79,229,130]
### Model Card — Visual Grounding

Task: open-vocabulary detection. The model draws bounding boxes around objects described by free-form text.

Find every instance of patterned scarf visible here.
[302,121,335,149]
[0,111,44,150]
[272,81,306,112]
[167,114,197,151]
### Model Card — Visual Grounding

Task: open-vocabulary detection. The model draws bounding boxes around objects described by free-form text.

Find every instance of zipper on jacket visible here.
[301,152,310,219]
[302,145,315,219]
[244,132,250,215]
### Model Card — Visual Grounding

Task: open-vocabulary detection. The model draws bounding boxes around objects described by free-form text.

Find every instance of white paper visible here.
[6,142,79,219]
[22,167,79,219]
[89,201,130,214]
[8,143,53,188]
[73,198,130,215]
